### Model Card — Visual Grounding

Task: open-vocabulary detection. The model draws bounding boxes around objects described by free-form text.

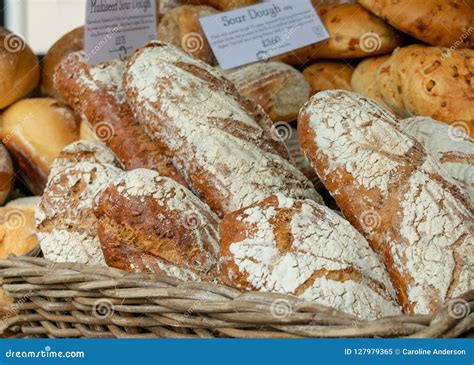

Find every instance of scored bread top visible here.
[123,42,322,216]
[298,89,473,314]
[219,194,402,320]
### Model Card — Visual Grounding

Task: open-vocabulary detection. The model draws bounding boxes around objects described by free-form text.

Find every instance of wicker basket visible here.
[0,255,472,338]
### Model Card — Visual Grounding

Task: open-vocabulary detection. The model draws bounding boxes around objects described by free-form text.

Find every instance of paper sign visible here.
[85,0,157,65]
[199,0,329,70]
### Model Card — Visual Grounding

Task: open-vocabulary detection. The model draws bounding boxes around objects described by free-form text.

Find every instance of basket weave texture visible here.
[0,255,472,338]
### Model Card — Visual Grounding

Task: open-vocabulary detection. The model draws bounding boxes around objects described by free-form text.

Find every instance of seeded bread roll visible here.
[0,28,40,109]
[377,45,474,134]
[123,42,322,217]
[274,4,403,66]
[178,0,261,10]
[399,116,474,203]
[94,168,220,281]
[41,26,84,98]
[223,62,311,122]
[0,98,79,195]
[37,161,123,265]
[219,194,402,319]
[158,5,218,66]
[0,144,14,206]
[54,51,186,186]
[351,55,390,109]
[299,90,473,314]
[358,0,474,48]
[303,61,354,95]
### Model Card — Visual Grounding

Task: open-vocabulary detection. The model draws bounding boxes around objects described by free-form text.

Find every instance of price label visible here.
[84,0,157,65]
[199,0,329,69]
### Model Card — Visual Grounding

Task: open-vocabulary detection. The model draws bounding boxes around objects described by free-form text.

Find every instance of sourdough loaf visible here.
[298,90,473,314]
[303,61,354,95]
[94,168,220,281]
[219,194,402,320]
[123,42,322,217]
[223,62,311,122]
[399,116,474,203]
[54,51,187,185]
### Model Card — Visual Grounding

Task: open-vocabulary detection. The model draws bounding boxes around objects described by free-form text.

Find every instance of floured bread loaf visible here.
[94,168,220,281]
[223,62,311,122]
[54,51,186,186]
[37,161,122,265]
[399,116,474,203]
[299,90,473,314]
[219,194,402,319]
[123,42,322,217]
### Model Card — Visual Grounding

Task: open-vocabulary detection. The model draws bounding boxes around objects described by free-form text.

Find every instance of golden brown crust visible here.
[303,61,354,95]
[358,0,474,48]
[0,145,14,205]
[178,0,260,10]
[41,26,84,98]
[0,207,38,259]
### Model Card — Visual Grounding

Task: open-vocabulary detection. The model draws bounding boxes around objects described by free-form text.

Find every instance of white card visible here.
[199,0,329,70]
[84,0,157,65]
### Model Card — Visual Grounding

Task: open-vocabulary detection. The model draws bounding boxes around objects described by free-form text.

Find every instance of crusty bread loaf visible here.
[351,55,390,109]
[54,51,187,185]
[303,61,353,95]
[0,98,79,195]
[377,45,473,134]
[0,28,40,109]
[94,168,220,281]
[123,42,322,217]
[274,4,403,66]
[41,26,84,98]
[399,116,474,203]
[223,62,311,122]
[219,194,401,319]
[358,0,474,48]
[299,90,473,314]
[37,160,122,265]
[178,0,260,10]
[0,144,14,205]
[158,5,218,66]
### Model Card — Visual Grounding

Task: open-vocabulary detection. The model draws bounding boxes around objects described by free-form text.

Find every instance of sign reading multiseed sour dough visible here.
[199,0,329,70]
[85,0,157,65]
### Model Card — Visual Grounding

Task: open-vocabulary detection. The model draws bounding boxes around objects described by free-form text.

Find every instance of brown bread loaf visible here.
[0,145,14,205]
[298,90,473,314]
[223,62,311,122]
[303,61,354,95]
[54,51,187,185]
[219,194,402,320]
[358,0,474,48]
[123,42,322,217]
[94,168,220,281]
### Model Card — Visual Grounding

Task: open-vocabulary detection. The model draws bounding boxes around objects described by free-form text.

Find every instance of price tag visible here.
[84,0,157,65]
[199,0,329,70]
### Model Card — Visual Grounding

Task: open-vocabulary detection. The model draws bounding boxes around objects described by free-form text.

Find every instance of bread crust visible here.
[0,144,14,205]
[303,61,354,95]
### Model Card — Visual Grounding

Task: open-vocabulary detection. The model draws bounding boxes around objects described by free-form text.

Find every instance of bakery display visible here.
[224,62,311,122]
[299,90,473,315]
[303,61,354,95]
[0,145,14,206]
[358,0,474,48]
[0,98,79,195]
[0,28,40,109]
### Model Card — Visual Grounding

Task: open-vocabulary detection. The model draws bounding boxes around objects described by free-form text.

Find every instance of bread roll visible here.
[303,61,353,95]
[274,4,403,66]
[351,55,390,109]
[377,45,474,134]
[178,0,261,10]
[41,26,84,98]
[0,98,79,195]
[0,144,14,205]
[223,62,311,122]
[399,116,474,203]
[219,194,401,319]
[123,42,322,217]
[94,168,220,281]
[158,5,218,66]
[55,51,186,185]
[5,196,40,212]
[358,0,474,48]
[299,90,473,314]
[79,120,100,141]
[0,28,40,109]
